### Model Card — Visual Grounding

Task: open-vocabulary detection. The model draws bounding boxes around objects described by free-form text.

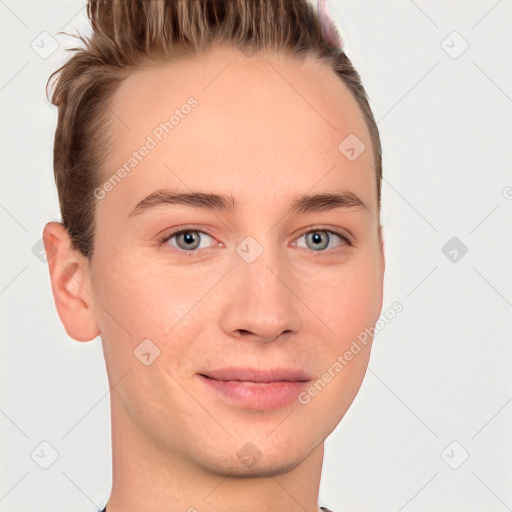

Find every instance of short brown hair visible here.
[47,0,382,260]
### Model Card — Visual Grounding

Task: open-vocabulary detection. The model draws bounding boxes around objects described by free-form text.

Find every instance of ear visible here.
[379,224,386,275]
[373,224,386,322]
[42,221,100,342]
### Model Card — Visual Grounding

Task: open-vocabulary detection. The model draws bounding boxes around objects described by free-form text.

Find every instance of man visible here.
[43,1,385,510]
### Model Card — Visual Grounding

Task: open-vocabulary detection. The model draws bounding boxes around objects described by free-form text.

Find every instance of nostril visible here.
[234,329,291,343]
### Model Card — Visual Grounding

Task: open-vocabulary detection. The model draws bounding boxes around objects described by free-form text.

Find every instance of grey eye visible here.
[165,230,215,251]
[295,230,346,251]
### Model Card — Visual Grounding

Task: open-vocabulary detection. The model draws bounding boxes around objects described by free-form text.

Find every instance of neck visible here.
[104,392,324,512]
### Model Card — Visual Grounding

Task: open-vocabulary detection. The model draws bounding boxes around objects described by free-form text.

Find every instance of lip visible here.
[198,367,313,410]
[200,366,313,383]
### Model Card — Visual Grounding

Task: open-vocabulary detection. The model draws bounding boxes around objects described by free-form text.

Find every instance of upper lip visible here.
[199,367,313,383]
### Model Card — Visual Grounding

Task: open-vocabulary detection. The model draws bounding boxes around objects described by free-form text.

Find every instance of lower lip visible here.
[198,374,310,410]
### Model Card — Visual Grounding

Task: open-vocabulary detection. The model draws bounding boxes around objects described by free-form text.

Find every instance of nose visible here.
[218,250,303,344]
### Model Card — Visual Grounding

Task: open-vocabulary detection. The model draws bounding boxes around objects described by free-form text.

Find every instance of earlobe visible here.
[42,221,100,342]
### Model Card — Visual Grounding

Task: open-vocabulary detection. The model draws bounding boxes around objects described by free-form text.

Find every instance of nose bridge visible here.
[242,247,285,302]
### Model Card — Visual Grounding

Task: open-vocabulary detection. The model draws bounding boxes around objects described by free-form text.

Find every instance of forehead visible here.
[100,45,376,219]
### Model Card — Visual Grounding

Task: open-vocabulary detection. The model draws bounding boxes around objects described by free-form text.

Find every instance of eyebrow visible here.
[127,187,369,219]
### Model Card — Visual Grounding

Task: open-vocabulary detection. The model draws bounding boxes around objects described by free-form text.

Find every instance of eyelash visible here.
[158,226,352,255]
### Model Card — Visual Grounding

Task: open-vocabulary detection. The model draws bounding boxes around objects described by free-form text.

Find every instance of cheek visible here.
[297,254,381,428]
[88,258,168,385]
[300,251,383,346]
[89,251,221,378]
[91,251,196,334]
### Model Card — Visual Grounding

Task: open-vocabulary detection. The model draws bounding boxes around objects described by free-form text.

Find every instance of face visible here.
[63,46,384,476]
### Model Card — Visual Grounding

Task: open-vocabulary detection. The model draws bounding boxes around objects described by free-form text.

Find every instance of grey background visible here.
[1,0,511,511]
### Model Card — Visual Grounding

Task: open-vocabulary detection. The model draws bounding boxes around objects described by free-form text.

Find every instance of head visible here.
[44,0,385,479]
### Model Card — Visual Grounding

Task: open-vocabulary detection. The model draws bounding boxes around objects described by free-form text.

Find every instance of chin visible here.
[203,451,307,479]
[192,433,318,479]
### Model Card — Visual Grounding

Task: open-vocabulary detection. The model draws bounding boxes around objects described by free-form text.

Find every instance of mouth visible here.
[199,366,313,383]
[197,367,313,410]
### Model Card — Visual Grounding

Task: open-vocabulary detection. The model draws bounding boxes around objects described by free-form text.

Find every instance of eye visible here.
[159,229,218,252]
[158,227,351,254]
[293,229,350,252]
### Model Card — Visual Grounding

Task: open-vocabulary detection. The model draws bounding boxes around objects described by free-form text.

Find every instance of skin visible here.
[43,45,385,512]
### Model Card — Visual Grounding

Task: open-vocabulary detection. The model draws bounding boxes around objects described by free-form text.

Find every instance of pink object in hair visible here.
[317,0,344,51]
